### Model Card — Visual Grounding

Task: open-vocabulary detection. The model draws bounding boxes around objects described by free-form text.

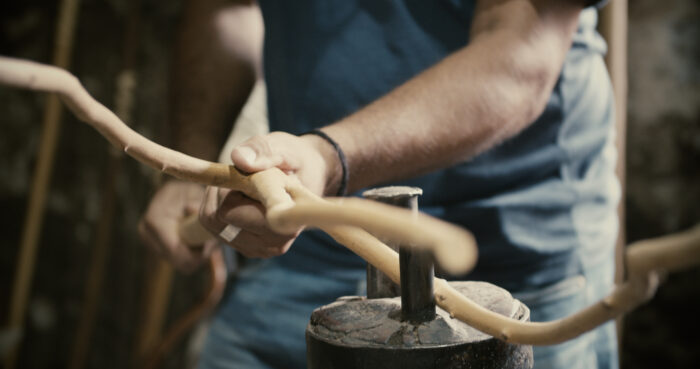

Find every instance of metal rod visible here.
[399,246,435,323]
[362,186,435,323]
[362,187,404,298]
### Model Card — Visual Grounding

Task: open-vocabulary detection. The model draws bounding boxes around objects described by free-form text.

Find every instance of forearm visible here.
[321,0,584,193]
[169,0,262,160]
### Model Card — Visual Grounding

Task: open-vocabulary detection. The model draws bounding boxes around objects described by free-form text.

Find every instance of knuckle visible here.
[214,206,231,226]
[217,187,230,202]
[248,134,275,158]
[199,207,216,229]
[197,209,208,225]
[266,247,285,257]
[261,238,292,258]
[260,136,274,156]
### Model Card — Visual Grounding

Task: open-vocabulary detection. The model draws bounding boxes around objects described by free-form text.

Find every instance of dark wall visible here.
[0,1,203,368]
[622,0,700,368]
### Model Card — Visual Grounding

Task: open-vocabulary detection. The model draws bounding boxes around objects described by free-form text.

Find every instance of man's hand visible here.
[139,180,218,272]
[198,131,341,258]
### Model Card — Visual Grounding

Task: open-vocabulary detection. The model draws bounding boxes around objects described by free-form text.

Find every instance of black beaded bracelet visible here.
[303,129,349,197]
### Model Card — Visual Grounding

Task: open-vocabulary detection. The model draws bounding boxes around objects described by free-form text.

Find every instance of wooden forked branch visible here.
[2,55,700,346]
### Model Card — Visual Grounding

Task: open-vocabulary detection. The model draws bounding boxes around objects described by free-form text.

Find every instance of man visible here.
[139,0,619,368]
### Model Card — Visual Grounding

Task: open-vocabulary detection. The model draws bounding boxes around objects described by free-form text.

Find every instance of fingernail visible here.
[236,146,257,165]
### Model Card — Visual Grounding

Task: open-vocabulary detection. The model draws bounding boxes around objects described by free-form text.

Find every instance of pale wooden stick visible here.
[270,193,477,274]
[2,57,700,347]
[435,225,700,345]
[133,259,174,361]
[600,0,629,284]
[599,0,629,350]
[5,1,81,368]
[0,56,477,274]
[323,221,699,345]
[141,249,227,369]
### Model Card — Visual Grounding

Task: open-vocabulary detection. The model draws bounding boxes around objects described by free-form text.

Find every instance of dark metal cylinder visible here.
[362,186,421,299]
[399,247,435,323]
[363,186,435,323]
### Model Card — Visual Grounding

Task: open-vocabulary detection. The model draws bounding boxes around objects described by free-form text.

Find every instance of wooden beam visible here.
[132,260,175,365]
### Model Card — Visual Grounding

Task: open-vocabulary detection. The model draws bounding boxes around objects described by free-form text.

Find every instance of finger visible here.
[145,213,201,271]
[231,135,285,172]
[216,187,232,207]
[140,218,202,272]
[171,242,204,273]
[184,184,205,215]
[216,191,272,235]
[201,238,221,260]
[138,220,166,257]
[199,186,226,233]
[184,202,199,216]
[229,230,295,258]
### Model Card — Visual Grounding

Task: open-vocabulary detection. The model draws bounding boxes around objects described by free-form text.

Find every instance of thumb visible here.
[230,135,285,173]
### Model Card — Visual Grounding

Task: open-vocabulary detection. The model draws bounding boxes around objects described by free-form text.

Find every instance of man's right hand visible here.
[138,180,218,273]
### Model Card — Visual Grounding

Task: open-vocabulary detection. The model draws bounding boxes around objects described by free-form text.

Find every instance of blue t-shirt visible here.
[257,0,619,291]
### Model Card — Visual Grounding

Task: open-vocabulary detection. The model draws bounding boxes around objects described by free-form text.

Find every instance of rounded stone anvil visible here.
[306,281,534,369]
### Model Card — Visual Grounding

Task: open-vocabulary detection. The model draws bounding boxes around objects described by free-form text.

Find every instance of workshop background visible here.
[0,0,698,368]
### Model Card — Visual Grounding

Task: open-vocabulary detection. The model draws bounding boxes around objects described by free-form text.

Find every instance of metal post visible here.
[362,186,435,323]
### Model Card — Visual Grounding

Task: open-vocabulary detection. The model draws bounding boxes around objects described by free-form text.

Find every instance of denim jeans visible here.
[512,260,619,369]
[198,256,618,369]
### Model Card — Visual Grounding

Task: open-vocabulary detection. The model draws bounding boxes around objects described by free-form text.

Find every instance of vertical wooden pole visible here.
[133,260,175,364]
[4,0,82,368]
[598,0,628,358]
[141,250,227,369]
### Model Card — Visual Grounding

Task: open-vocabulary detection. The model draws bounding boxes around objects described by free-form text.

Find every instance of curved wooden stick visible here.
[2,56,700,346]
[0,55,476,275]
[437,225,700,345]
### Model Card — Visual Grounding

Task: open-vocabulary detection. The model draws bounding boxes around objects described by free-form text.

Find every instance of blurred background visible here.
[0,0,698,368]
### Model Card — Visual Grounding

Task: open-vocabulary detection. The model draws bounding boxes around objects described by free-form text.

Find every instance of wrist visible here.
[300,130,347,196]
